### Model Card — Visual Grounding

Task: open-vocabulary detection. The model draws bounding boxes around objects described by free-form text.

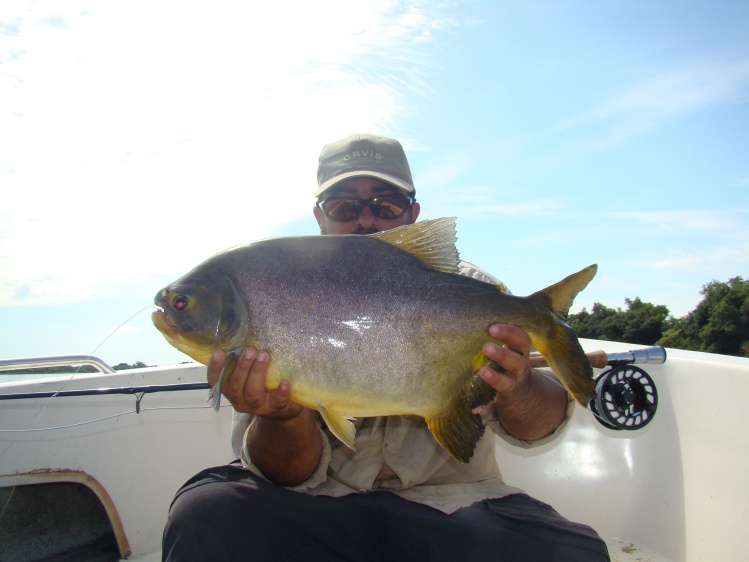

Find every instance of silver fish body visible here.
[153,218,596,462]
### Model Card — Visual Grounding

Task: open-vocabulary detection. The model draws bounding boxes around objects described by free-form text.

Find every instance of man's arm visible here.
[208,349,323,486]
[477,324,569,440]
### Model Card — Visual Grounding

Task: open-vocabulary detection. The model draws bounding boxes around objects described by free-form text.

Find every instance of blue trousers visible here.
[163,463,609,561]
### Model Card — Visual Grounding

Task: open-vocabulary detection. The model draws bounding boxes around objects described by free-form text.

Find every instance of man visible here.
[163,134,609,561]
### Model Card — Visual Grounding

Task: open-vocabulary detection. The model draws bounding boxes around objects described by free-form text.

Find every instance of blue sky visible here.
[1,1,748,367]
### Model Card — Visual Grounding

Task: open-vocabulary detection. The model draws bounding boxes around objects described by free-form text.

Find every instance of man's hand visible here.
[476,324,533,405]
[209,348,321,486]
[208,348,304,420]
[475,323,569,441]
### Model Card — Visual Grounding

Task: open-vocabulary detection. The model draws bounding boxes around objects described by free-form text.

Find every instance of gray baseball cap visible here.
[314,133,415,198]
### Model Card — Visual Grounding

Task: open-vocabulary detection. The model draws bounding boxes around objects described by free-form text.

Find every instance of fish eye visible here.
[173,295,189,312]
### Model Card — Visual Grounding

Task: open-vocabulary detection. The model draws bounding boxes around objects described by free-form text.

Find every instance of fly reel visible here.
[589,347,663,431]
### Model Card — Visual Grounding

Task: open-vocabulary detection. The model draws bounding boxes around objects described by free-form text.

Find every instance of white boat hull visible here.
[1,340,747,561]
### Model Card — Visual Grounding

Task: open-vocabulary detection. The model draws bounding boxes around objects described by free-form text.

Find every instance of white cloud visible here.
[455,199,562,218]
[0,0,455,306]
[603,210,749,287]
[550,57,749,151]
[416,152,563,218]
[728,176,749,188]
[608,209,749,232]
[640,244,749,272]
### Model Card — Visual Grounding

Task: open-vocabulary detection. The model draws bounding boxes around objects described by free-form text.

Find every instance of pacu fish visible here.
[152,218,597,462]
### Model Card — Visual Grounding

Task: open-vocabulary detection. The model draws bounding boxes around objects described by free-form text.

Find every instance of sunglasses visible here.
[317,193,415,222]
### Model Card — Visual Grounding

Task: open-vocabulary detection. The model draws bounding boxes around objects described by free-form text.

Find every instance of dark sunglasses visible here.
[317,193,415,222]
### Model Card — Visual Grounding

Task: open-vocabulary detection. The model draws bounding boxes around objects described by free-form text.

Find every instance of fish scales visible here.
[228,237,504,410]
[153,217,597,462]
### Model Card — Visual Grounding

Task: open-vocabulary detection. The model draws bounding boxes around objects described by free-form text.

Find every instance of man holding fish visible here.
[161,134,609,561]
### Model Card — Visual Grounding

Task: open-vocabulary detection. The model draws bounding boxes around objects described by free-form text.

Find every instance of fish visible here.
[152,217,597,462]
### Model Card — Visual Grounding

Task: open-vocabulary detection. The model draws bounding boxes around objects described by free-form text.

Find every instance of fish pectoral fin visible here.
[207,350,240,412]
[426,375,496,463]
[318,404,356,450]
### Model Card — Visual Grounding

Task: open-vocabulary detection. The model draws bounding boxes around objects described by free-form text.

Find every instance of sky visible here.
[1,0,748,367]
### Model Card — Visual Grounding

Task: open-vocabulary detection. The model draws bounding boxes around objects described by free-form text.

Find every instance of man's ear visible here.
[313,205,325,233]
[410,201,421,223]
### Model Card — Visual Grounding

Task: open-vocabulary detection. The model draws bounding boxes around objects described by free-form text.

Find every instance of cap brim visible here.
[314,171,414,198]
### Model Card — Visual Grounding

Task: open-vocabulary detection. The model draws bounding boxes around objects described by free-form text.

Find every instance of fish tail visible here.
[207,351,239,412]
[426,375,496,463]
[527,264,598,406]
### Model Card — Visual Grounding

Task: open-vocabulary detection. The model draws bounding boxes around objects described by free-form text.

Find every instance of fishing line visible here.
[0,486,15,523]
[35,305,159,420]
[2,403,231,433]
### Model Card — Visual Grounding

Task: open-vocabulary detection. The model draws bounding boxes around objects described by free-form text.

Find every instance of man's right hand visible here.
[208,348,305,420]
[209,348,322,485]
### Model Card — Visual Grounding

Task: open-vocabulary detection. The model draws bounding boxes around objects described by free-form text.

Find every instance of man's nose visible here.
[356,203,377,228]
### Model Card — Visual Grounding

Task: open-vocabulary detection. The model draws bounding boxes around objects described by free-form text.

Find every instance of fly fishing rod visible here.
[2,349,664,430]
[0,382,210,402]
[0,381,211,415]
[0,355,210,409]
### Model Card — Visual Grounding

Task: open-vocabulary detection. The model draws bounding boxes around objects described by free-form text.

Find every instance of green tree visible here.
[620,297,673,345]
[569,302,622,341]
[570,298,672,345]
[112,361,151,370]
[658,277,749,357]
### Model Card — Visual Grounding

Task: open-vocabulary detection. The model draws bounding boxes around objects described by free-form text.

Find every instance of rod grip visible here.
[529,349,609,369]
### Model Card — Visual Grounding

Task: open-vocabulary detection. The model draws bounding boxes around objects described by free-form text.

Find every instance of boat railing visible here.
[0,355,117,374]
[0,356,209,406]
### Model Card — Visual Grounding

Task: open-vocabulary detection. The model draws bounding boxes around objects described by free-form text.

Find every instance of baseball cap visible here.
[314,133,415,198]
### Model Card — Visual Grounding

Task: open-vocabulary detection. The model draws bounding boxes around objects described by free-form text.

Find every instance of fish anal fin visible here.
[426,374,496,463]
[318,404,357,450]
[370,217,460,274]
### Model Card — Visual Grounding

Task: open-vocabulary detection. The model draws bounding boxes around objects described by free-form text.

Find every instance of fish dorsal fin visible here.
[370,217,460,274]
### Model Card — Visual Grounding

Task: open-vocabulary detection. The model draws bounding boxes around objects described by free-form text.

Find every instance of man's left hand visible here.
[474,323,569,440]
[472,324,532,413]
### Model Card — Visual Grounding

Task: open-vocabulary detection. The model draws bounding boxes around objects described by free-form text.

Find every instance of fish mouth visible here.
[151,308,214,366]
[162,309,178,330]
[152,308,178,332]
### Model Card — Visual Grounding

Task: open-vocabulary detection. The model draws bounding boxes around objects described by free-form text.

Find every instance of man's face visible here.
[313,177,421,235]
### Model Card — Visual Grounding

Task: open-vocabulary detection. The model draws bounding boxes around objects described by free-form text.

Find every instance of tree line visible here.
[569,276,749,357]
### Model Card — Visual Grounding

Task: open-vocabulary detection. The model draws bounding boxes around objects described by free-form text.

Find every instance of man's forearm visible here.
[493,369,569,441]
[247,408,323,486]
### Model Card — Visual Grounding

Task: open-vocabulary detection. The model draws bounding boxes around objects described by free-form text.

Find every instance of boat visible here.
[1,340,747,561]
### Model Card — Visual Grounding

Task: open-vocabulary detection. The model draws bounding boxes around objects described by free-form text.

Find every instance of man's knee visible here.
[162,467,268,560]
